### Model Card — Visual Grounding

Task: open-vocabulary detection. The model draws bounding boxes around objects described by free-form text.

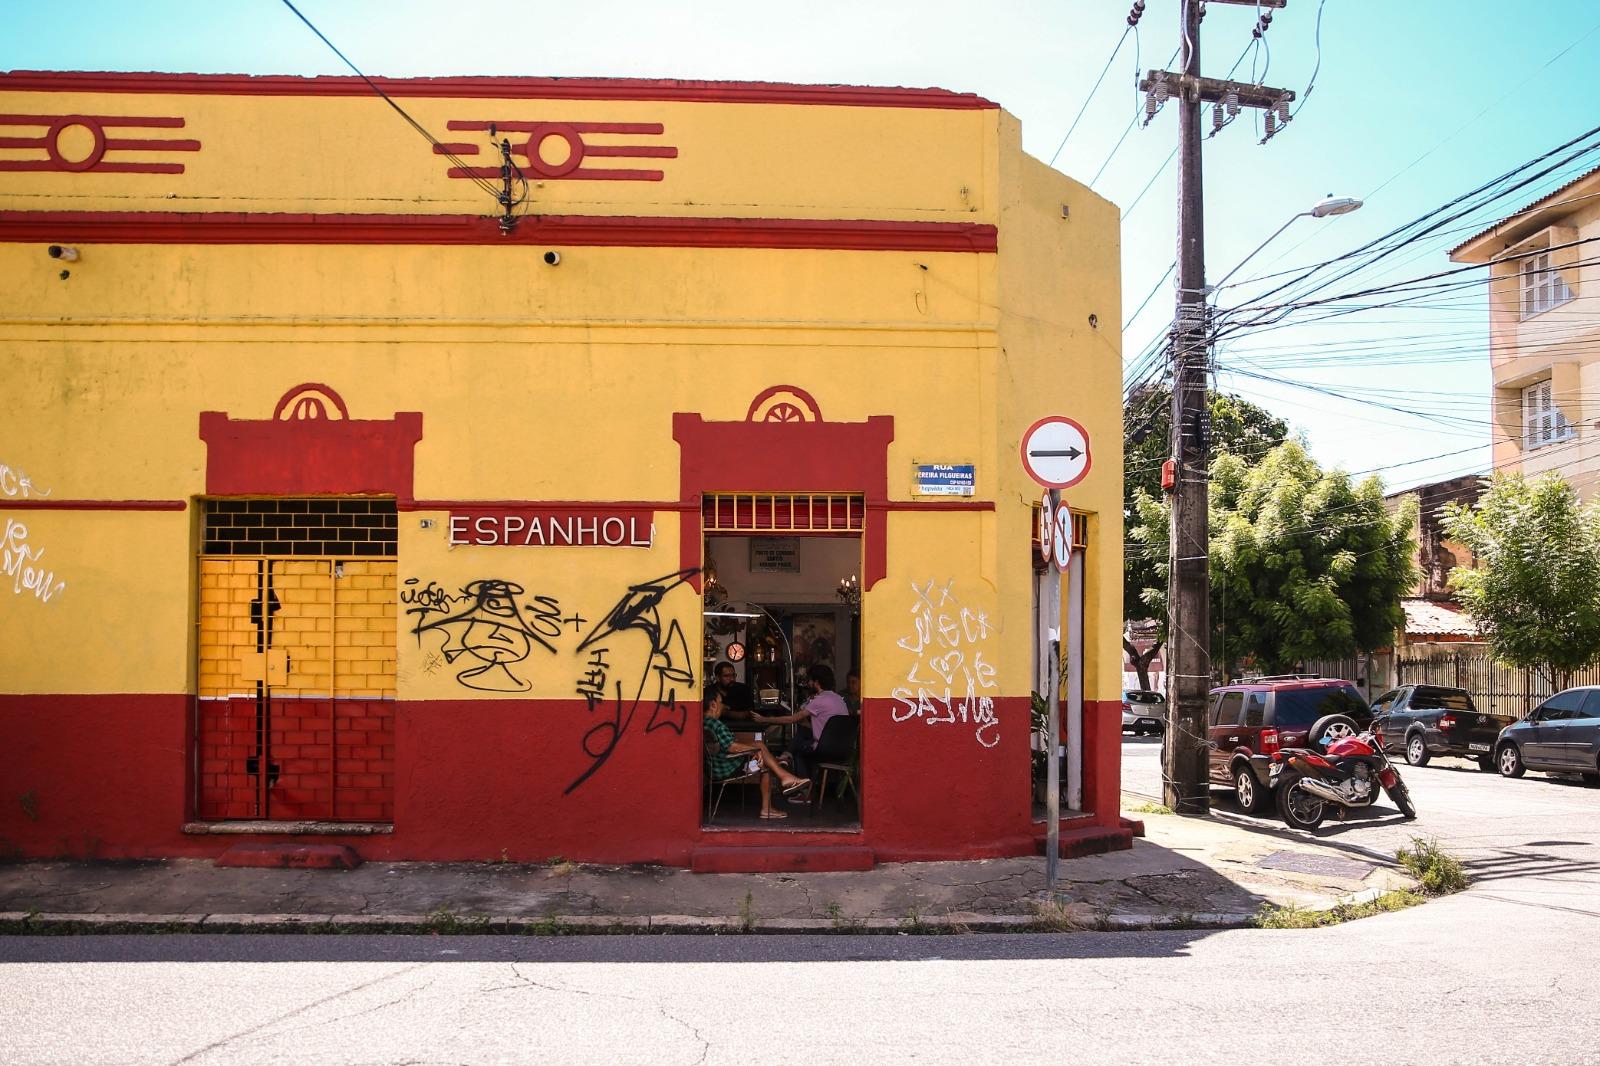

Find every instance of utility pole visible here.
[1141,0,1295,815]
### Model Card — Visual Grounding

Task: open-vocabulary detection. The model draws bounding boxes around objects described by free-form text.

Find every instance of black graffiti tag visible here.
[564,568,698,793]
[407,578,562,692]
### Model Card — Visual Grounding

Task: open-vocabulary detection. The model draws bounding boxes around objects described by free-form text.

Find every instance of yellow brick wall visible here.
[272,560,333,697]
[195,556,396,700]
[197,558,258,699]
[334,561,397,699]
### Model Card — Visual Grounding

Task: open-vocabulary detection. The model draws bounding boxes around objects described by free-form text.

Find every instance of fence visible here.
[1394,650,1572,720]
[1299,653,1390,702]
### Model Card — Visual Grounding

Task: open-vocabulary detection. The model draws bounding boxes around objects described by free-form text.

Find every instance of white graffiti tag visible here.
[1,518,66,603]
[0,462,51,499]
[891,579,1000,747]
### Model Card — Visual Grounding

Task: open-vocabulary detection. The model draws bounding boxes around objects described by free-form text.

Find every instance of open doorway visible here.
[701,532,862,830]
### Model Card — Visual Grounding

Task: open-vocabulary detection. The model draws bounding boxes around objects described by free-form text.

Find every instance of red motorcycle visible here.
[1269,714,1417,830]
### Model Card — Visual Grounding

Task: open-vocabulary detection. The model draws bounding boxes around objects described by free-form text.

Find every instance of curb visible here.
[0,909,1261,936]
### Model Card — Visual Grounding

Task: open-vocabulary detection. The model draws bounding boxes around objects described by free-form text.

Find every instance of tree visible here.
[1128,440,1417,678]
[1122,386,1289,689]
[1442,472,1600,691]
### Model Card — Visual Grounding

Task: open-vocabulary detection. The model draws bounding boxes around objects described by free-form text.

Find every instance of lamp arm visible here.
[726,600,798,714]
[1210,212,1307,294]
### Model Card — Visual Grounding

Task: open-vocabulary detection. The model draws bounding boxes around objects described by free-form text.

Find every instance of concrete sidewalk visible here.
[0,798,1417,934]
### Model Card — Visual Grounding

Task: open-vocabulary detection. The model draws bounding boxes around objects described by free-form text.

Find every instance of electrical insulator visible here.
[1225,88,1240,118]
[1144,73,1169,126]
[1211,104,1225,134]
[1262,111,1278,139]
[1277,97,1292,126]
[1127,0,1145,27]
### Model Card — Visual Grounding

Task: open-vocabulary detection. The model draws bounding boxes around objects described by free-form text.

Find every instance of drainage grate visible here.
[1256,850,1376,880]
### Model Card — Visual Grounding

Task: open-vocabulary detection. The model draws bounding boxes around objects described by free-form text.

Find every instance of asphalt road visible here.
[1119,733,1600,914]
[1,741,1594,1066]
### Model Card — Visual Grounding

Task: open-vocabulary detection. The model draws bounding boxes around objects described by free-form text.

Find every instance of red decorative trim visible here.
[201,386,422,501]
[440,118,676,182]
[403,499,693,512]
[0,71,1000,110]
[746,384,823,423]
[0,499,186,511]
[0,211,997,253]
[675,390,895,591]
[871,501,996,512]
[0,113,198,174]
[272,382,350,421]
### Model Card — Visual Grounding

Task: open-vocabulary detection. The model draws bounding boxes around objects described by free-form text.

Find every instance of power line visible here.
[1048,23,1133,168]
[277,0,507,206]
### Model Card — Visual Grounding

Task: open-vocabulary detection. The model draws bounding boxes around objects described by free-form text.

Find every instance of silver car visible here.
[1495,686,1600,785]
[1122,690,1165,736]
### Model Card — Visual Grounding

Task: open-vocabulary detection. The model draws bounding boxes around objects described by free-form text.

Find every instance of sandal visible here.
[781,778,812,797]
[759,809,789,820]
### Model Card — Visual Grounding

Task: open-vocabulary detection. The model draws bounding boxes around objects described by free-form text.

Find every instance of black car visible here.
[1369,685,1515,771]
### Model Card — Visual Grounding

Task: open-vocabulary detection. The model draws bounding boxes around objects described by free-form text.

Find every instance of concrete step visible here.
[215,843,362,870]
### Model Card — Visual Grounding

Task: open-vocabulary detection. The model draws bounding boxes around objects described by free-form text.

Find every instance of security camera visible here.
[543,251,561,266]
[47,245,79,262]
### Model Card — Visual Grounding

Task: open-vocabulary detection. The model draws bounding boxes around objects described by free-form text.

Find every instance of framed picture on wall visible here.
[750,537,800,573]
[790,612,837,681]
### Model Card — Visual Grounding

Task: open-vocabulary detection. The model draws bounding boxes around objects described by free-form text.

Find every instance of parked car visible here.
[1122,690,1165,736]
[1495,687,1600,785]
[1207,676,1372,815]
[1369,684,1514,771]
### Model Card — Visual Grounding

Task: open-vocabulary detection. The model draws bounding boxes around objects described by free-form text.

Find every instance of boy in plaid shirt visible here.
[704,689,810,819]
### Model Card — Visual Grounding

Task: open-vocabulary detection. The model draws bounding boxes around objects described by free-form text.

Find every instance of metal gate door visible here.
[197,502,398,822]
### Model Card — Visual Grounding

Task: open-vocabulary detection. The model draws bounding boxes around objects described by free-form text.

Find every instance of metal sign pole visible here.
[1045,486,1062,891]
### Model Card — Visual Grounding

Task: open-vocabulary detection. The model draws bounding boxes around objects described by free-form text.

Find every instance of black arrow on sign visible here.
[1030,447,1083,460]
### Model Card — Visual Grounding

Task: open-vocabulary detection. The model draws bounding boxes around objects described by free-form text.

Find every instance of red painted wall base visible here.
[0,693,1133,868]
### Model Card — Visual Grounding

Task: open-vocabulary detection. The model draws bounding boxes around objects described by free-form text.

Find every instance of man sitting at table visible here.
[754,664,848,789]
[708,660,756,721]
[704,689,810,820]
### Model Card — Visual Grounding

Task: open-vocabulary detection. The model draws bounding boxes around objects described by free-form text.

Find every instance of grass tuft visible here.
[1396,837,1470,896]
[422,905,491,935]
[1252,889,1425,929]
[1030,897,1094,932]
[1126,801,1174,816]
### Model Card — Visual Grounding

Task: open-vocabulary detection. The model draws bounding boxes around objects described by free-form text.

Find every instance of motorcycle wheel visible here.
[1386,779,1417,820]
[1276,776,1326,831]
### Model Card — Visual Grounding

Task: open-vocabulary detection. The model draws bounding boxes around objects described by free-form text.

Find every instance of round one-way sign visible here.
[1020,416,1092,489]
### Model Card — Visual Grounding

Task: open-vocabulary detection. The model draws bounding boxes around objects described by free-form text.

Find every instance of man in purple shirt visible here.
[755,664,847,790]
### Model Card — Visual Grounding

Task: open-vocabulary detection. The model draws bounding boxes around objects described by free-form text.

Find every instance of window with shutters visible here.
[1520,250,1573,319]
[1522,380,1574,450]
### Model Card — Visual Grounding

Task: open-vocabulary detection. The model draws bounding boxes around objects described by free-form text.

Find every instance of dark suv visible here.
[1208,676,1371,815]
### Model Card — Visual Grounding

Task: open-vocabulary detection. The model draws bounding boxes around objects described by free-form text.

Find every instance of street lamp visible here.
[1208,194,1364,293]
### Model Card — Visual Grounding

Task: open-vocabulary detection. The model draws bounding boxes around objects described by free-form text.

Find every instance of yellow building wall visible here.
[1,84,1122,717]
[0,89,998,222]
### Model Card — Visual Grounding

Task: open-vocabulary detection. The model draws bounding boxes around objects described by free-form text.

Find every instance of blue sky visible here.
[7,0,1599,492]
